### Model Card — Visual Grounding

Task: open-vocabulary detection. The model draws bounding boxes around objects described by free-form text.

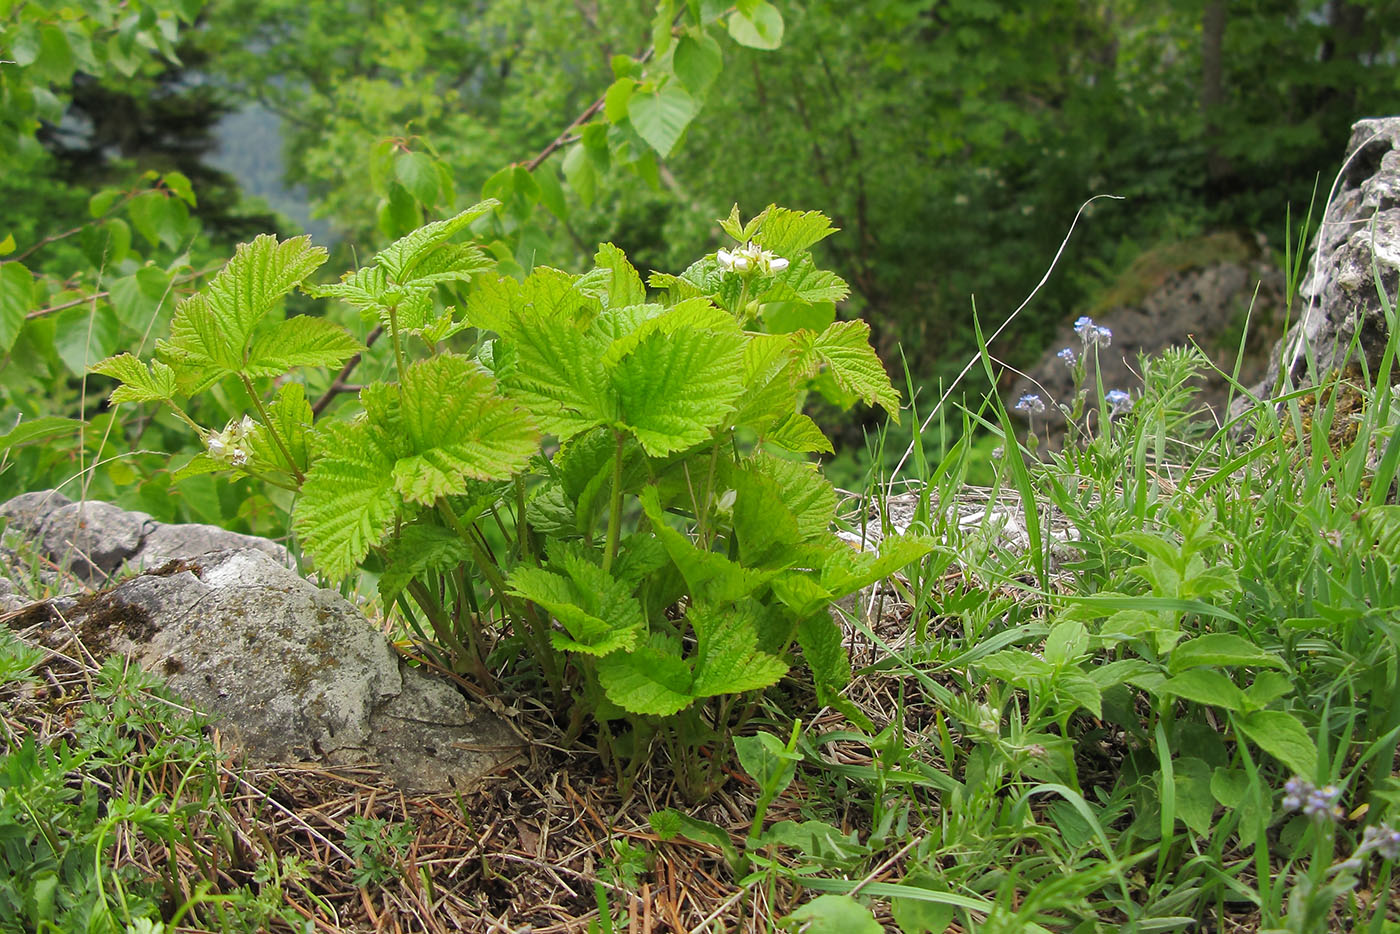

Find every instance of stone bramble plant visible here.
[93,202,933,794]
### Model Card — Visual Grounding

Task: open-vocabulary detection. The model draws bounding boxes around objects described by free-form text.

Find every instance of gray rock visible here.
[1239,116,1400,411]
[1012,233,1283,432]
[0,489,293,585]
[22,548,522,794]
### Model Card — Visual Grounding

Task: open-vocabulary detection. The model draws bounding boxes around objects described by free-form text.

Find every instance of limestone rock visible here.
[0,488,293,583]
[1012,233,1283,432]
[18,548,522,794]
[2,492,523,794]
[1239,116,1400,411]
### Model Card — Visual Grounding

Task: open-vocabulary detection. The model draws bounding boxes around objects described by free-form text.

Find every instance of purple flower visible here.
[1015,393,1046,415]
[1360,824,1400,861]
[1282,777,1342,821]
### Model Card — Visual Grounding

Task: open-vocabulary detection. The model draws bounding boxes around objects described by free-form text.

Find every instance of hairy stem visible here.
[603,430,626,573]
[239,375,305,485]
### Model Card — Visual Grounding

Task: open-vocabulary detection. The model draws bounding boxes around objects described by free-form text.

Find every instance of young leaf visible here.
[593,242,647,308]
[244,382,314,476]
[390,354,540,504]
[293,419,402,580]
[797,319,901,419]
[673,33,723,97]
[377,523,473,603]
[1159,669,1247,712]
[508,563,643,657]
[728,2,784,50]
[609,325,745,455]
[91,353,177,404]
[596,638,695,715]
[158,234,329,389]
[627,81,699,157]
[243,317,361,377]
[1168,633,1287,673]
[753,207,838,257]
[781,895,880,934]
[373,200,498,283]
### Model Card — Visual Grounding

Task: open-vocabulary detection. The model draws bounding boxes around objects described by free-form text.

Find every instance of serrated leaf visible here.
[798,319,900,419]
[390,354,539,503]
[378,522,472,603]
[640,486,771,601]
[610,325,745,455]
[627,81,699,158]
[593,242,646,308]
[373,201,498,283]
[498,294,614,440]
[91,353,177,404]
[244,317,362,377]
[753,207,838,256]
[762,412,833,453]
[750,453,836,540]
[596,641,695,715]
[759,255,850,304]
[508,565,642,657]
[690,601,788,697]
[395,151,439,205]
[245,382,314,476]
[820,534,935,599]
[158,235,328,389]
[171,452,226,482]
[293,419,402,580]
[797,613,850,697]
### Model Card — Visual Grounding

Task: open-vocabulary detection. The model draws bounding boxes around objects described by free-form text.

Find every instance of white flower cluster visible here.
[207,415,256,467]
[717,241,790,276]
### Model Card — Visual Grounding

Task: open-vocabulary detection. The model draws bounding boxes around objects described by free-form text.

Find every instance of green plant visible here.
[92,202,933,795]
[344,815,417,887]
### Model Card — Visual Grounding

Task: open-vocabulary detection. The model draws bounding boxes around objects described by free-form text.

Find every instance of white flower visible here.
[206,416,257,467]
[717,241,789,276]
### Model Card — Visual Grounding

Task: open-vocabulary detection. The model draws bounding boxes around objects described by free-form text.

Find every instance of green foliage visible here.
[95,204,927,794]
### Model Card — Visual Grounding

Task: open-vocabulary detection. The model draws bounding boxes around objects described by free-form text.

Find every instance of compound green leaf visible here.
[820,534,935,599]
[159,234,328,389]
[500,301,613,440]
[244,316,361,377]
[0,416,80,457]
[294,419,401,580]
[373,201,498,283]
[763,255,850,304]
[610,325,744,455]
[753,206,838,257]
[508,566,642,657]
[798,319,900,419]
[91,353,177,404]
[761,412,833,454]
[640,485,770,601]
[690,601,788,698]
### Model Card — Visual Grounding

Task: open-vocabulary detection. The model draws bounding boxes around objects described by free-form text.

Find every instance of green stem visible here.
[436,499,512,605]
[602,430,626,573]
[388,304,408,380]
[239,375,305,485]
[696,437,723,547]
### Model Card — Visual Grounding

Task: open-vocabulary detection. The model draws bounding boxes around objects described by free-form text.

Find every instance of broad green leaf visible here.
[596,640,695,715]
[0,261,35,353]
[820,534,935,598]
[55,304,119,377]
[400,242,495,289]
[244,381,314,476]
[373,201,498,283]
[648,809,741,867]
[532,164,568,219]
[976,648,1055,682]
[107,265,171,329]
[293,419,401,580]
[610,325,745,454]
[889,874,956,934]
[798,319,900,419]
[1245,670,1294,708]
[673,33,723,97]
[593,242,646,308]
[603,77,636,123]
[561,144,597,206]
[750,454,836,540]
[760,255,850,304]
[1159,669,1247,711]
[797,613,850,697]
[754,207,838,256]
[780,895,880,934]
[91,353,177,404]
[509,565,642,657]
[1169,633,1286,673]
[627,81,699,157]
[395,151,439,205]
[1054,669,1103,719]
[499,298,613,440]
[0,233,15,256]
[244,317,362,377]
[733,467,803,565]
[640,486,770,601]
[1173,757,1216,837]
[689,601,788,697]
[390,354,539,503]
[0,416,80,456]
[733,731,800,797]
[1235,710,1318,777]
[158,234,328,388]
[377,523,472,603]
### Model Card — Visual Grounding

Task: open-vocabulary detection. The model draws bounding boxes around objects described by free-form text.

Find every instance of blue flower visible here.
[1073,316,1095,340]
[1057,347,1077,367]
[1106,389,1133,416]
[1014,393,1046,415]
